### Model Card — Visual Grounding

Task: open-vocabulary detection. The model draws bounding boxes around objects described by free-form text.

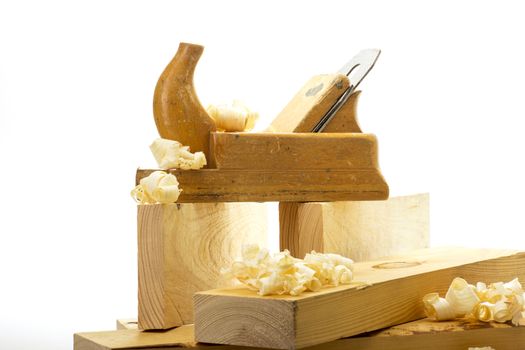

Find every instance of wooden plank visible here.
[138,203,267,330]
[75,318,525,350]
[75,325,196,350]
[135,168,388,203]
[210,132,378,170]
[194,247,525,349]
[267,74,349,132]
[280,194,429,261]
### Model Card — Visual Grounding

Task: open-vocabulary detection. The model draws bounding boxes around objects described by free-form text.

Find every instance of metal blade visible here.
[312,49,381,132]
[338,49,381,90]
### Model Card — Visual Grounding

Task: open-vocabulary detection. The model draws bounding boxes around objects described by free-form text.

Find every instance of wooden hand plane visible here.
[141,42,388,203]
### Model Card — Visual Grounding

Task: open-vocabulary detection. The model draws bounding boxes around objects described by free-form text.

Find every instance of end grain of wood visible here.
[138,203,267,330]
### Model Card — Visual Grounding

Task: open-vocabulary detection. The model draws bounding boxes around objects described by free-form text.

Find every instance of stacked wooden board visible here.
[75,318,525,350]
[74,247,525,350]
[137,194,429,330]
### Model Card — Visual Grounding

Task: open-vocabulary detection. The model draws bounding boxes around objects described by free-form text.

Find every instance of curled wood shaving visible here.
[207,100,259,132]
[445,277,480,317]
[131,171,181,204]
[150,138,207,170]
[473,301,494,322]
[422,293,455,321]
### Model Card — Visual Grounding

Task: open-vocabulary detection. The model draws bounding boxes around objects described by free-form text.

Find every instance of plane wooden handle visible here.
[153,43,216,161]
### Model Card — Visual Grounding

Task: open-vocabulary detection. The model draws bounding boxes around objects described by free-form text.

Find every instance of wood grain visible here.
[267,74,349,132]
[138,203,267,330]
[210,132,378,170]
[194,247,525,349]
[136,168,388,203]
[280,194,429,261]
[320,91,362,133]
[75,325,196,350]
[153,42,216,161]
[75,318,525,350]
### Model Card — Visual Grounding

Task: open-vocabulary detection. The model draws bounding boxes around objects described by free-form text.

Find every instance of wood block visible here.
[210,132,378,170]
[280,194,429,261]
[138,203,267,330]
[267,74,350,132]
[75,318,525,350]
[194,247,525,349]
[136,168,388,203]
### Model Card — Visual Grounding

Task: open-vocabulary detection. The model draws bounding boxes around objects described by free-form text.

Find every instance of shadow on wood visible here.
[280,194,429,261]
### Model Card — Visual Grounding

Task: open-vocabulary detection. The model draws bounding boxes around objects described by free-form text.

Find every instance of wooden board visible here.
[138,203,267,330]
[75,318,525,350]
[267,74,349,132]
[210,132,378,170]
[280,194,429,261]
[136,168,388,203]
[194,247,525,349]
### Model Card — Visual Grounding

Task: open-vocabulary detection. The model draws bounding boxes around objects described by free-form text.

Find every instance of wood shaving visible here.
[131,171,181,204]
[150,138,207,170]
[207,100,258,132]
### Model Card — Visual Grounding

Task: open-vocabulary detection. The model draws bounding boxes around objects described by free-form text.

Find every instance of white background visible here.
[1,0,525,349]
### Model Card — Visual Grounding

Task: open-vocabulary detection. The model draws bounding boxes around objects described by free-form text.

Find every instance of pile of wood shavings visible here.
[424,277,525,326]
[222,244,354,296]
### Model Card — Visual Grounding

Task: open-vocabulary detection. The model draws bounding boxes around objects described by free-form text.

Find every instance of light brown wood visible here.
[194,247,525,349]
[321,91,362,133]
[267,74,350,132]
[116,319,138,330]
[136,168,388,203]
[138,131,388,202]
[280,194,429,261]
[210,132,378,170]
[75,325,196,350]
[153,42,216,161]
[75,318,525,350]
[138,203,267,330]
